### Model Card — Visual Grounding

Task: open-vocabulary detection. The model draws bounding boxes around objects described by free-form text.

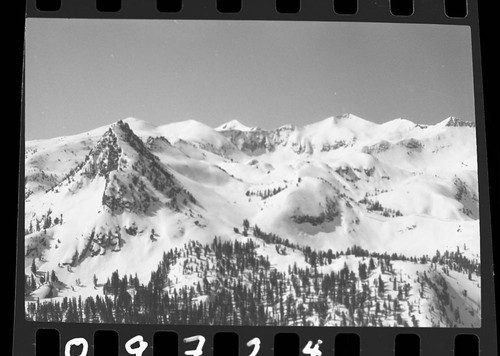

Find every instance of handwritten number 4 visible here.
[303,340,323,356]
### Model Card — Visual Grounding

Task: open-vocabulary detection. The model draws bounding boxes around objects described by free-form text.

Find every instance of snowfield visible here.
[23,114,481,327]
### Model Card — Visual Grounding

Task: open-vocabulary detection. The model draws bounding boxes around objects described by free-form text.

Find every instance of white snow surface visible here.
[24,114,480,326]
[215,119,258,132]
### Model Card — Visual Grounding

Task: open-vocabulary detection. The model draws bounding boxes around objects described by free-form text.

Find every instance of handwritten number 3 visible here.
[184,335,206,356]
[63,334,265,356]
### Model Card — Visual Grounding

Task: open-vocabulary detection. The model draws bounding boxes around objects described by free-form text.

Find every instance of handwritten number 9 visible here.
[125,335,149,356]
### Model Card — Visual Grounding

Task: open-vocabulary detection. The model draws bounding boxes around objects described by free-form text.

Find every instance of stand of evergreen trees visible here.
[245,186,287,200]
[25,224,480,326]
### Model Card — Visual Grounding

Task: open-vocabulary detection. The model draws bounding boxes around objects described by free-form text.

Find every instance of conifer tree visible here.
[31,259,37,275]
[369,257,376,271]
[378,275,385,295]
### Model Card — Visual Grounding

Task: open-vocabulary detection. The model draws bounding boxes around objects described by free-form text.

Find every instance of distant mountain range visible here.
[24,114,481,327]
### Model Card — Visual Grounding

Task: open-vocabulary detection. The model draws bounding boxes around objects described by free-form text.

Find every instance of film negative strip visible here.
[14,0,498,355]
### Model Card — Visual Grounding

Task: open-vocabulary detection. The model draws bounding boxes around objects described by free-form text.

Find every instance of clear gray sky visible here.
[25,19,474,140]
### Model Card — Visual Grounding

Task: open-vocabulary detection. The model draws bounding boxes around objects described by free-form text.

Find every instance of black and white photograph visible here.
[23,19,481,327]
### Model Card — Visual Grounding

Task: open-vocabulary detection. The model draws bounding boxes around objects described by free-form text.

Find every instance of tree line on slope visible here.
[25,223,480,326]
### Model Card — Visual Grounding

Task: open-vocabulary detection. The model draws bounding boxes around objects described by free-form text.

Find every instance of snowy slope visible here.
[23,114,481,327]
[215,119,259,132]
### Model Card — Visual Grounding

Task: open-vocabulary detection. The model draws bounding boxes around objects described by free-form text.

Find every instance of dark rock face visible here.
[362,141,391,154]
[445,117,475,128]
[220,123,350,155]
[84,127,121,179]
[399,138,424,151]
[291,198,340,226]
[63,121,197,215]
[146,136,172,151]
[219,129,273,155]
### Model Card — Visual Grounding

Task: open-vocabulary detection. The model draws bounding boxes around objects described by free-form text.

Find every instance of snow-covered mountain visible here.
[215,119,259,132]
[24,114,481,327]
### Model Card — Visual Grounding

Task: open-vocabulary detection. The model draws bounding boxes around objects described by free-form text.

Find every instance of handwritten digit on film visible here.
[183,335,206,356]
[64,338,89,356]
[303,340,323,356]
[247,337,261,356]
[125,335,149,356]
